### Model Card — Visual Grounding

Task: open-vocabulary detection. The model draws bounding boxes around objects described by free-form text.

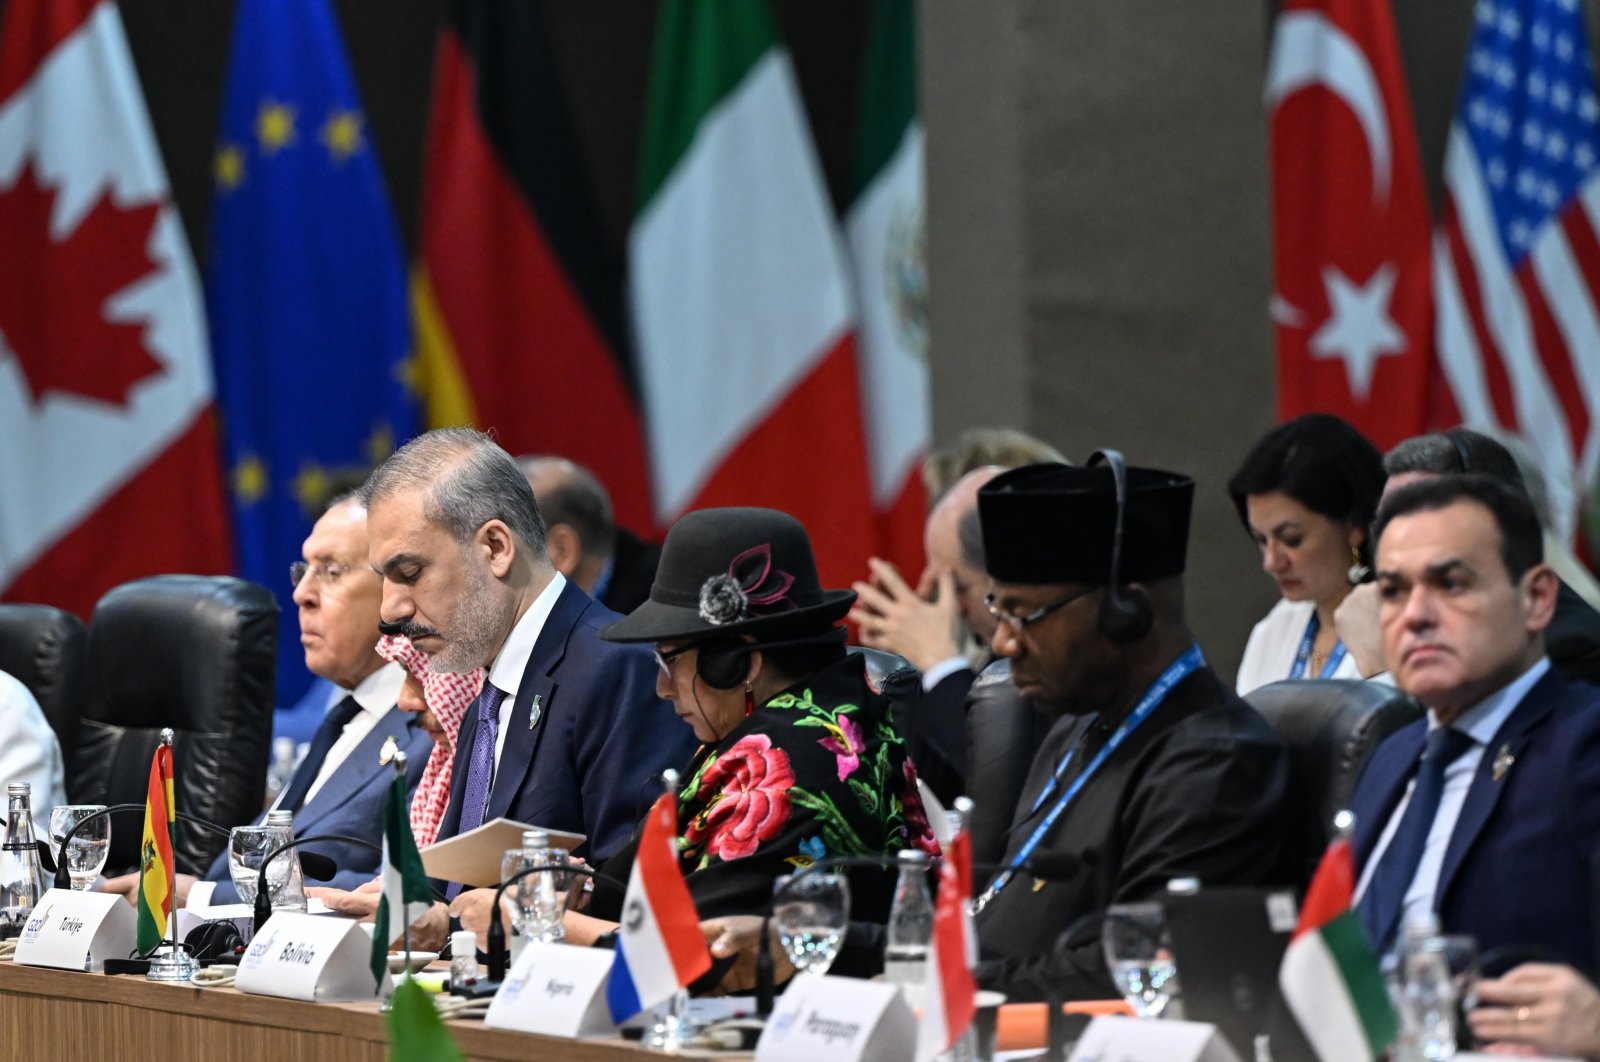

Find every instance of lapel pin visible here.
[378,735,399,766]
[1032,878,1048,893]
[529,693,543,730]
[1492,744,1515,782]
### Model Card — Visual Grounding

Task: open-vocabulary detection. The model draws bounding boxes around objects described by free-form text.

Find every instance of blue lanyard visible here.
[975,644,1204,912]
[1288,612,1346,680]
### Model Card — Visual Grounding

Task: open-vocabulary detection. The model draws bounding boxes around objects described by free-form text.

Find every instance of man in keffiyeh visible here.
[374,633,484,847]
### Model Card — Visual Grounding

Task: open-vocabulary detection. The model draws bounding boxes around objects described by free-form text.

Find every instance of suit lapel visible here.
[1434,670,1561,904]
[486,581,587,821]
[295,707,415,834]
[1353,723,1426,869]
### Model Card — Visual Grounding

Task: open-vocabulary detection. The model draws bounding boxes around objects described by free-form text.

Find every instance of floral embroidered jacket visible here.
[594,652,938,924]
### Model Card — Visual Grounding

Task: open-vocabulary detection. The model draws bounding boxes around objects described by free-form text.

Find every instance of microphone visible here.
[52,803,234,890]
[482,859,629,985]
[253,833,381,930]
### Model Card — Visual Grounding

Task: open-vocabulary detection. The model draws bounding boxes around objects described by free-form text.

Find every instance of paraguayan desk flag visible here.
[606,792,711,1021]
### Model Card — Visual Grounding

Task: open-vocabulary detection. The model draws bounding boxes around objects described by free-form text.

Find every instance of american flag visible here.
[1435,0,1600,540]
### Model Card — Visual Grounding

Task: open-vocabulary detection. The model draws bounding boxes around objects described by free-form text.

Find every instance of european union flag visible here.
[208,0,417,707]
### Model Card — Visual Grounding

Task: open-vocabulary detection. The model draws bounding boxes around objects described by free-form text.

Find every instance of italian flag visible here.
[1278,837,1397,1061]
[629,0,877,588]
[846,0,929,569]
[135,743,174,955]
[369,772,433,993]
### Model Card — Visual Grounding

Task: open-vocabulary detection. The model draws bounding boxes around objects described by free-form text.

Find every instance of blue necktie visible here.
[1358,726,1476,952]
[275,695,361,814]
[445,684,504,899]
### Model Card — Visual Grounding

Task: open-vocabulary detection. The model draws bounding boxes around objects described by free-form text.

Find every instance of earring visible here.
[1347,543,1371,585]
[744,684,756,717]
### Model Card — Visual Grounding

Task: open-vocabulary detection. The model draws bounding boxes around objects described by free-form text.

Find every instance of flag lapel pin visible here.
[1492,744,1515,782]
[378,735,399,766]
[529,694,543,730]
[1032,878,1047,893]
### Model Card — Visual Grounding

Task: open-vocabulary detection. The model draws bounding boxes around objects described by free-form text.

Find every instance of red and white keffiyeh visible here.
[375,634,484,848]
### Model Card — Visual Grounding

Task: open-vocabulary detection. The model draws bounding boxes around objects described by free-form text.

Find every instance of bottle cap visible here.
[451,930,477,957]
[1166,876,1201,895]
[522,829,549,849]
[265,809,294,827]
[5,782,31,796]
[897,848,930,865]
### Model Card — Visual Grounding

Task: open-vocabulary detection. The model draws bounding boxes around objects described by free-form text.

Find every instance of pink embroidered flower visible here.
[817,714,864,782]
[685,734,796,861]
[900,759,942,856]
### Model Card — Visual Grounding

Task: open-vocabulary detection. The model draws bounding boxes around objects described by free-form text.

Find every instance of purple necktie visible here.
[445,684,505,900]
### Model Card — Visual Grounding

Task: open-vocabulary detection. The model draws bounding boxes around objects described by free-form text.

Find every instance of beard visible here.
[428,552,508,674]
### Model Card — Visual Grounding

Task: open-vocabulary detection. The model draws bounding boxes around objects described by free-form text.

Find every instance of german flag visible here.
[413,1,654,534]
[135,743,175,955]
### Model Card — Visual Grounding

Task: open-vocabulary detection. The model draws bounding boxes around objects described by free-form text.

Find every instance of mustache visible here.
[377,618,442,642]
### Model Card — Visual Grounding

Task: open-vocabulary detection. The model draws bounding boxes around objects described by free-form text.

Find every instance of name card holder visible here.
[13,888,136,972]
[234,911,382,1002]
[1068,1015,1244,1062]
[484,941,616,1038]
[755,972,916,1062]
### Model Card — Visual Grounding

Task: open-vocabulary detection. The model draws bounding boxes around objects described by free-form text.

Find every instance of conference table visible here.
[0,958,713,1060]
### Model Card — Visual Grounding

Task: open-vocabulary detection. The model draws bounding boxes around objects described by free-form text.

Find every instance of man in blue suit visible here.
[1348,474,1600,969]
[106,495,432,907]
[361,428,693,880]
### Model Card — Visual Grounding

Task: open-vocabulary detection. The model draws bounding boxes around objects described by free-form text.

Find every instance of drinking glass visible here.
[48,805,108,891]
[501,847,569,944]
[228,825,283,905]
[773,872,851,977]
[1102,902,1180,1018]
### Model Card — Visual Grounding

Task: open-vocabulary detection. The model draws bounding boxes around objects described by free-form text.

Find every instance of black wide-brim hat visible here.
[600,507,856,643]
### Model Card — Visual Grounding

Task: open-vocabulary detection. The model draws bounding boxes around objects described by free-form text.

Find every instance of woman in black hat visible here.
[539,506,937,948]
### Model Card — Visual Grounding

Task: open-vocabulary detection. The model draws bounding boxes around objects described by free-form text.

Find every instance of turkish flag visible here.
[1267,0,1434,449]
[0,0,232,617]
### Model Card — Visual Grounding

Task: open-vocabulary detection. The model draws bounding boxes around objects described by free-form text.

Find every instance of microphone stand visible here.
[482,860,622,984]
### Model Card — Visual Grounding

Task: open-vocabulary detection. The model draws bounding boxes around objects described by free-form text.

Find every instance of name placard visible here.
[234,912,382,1002]
[1068,1015,1243,1062]
[755,973,915,1062]
[484,941,616,1038]
[13,888,136,972]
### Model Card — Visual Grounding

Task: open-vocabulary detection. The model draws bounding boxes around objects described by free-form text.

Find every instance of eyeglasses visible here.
[984,586,1096,631]
[653,644,694,680]
[289,561,354,590]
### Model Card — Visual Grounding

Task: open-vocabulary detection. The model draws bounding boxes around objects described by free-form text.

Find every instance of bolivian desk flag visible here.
[135,742,175,955]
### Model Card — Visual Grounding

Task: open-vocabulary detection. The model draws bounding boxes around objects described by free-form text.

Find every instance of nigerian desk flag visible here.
[135,739,175,955]
[207,0,418,706]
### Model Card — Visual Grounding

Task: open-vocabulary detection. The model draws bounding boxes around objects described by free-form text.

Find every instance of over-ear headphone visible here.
[694,629,850,690]
[1087,449,1154,643]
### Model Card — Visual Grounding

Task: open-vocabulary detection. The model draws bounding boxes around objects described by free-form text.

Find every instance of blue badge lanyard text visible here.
[1287,612,1346,680]
[974,644,1205,912]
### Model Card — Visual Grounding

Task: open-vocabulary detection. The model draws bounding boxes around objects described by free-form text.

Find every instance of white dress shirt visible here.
[1353,657,1550,933]
[297,660,406,807]
[485,573,567,769]
[0,670,66,843]
[921,654,972,693]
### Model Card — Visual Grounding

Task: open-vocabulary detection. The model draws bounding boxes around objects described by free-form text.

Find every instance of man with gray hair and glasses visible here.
[357,428,694,872]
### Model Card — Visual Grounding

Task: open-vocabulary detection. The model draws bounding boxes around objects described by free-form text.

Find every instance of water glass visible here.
[228,825,283,905]
[48,805,108,890]
[501,846,568,943]
[773,872,851,977]
[1102,902,1180,1018]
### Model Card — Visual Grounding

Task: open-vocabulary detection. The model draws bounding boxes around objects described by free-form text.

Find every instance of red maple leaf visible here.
[0,159,165,407]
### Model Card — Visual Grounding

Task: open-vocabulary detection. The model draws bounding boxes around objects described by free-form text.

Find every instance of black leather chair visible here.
[1245,678,1423,892]
[0,604,85,780]
[73,576,277,876]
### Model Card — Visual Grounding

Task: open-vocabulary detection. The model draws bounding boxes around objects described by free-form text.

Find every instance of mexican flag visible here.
[369,771,433,992]
[846,0,929,571]
[1278,837,1397,1060]
[629,0,877,588]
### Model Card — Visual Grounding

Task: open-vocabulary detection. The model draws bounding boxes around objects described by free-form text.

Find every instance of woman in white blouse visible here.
[1228,414,1385,695]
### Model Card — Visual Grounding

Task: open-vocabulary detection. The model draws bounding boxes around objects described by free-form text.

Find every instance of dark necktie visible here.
[445,684,505,899]
[1358,726,1476,952]
[276,694,362,815]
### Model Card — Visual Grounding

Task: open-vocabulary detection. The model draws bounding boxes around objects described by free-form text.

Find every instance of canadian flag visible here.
[0,0,231,616]
[1267,0,1435,450]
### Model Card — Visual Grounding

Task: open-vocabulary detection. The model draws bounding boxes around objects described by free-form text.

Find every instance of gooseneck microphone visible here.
[52,803,235,890]
[253,833,382,930]
[482,860,629,984]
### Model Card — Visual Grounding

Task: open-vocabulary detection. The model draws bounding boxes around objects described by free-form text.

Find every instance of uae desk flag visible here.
[629,0,878,588]
[847,0,929,571]
[606,792,711,1022]
[0,0,232,616]
[135,742,175,956]
[1277,833,1397,1061]
[916,828,978,1062]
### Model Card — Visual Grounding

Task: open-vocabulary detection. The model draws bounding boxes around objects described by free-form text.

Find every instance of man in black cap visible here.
[973,455,1292,1001]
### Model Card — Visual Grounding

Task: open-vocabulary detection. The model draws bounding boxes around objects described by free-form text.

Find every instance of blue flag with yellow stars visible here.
[207,0,417,707]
